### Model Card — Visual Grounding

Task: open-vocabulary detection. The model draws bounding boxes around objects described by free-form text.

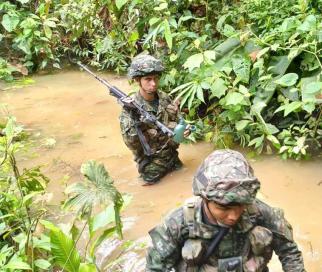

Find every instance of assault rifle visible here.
[78,63,175,156]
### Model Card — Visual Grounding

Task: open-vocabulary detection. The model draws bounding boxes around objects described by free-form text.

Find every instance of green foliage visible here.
[64,160,124,238]
[41,220,81,272]
[1,0,321,158]
[0,117,129,271]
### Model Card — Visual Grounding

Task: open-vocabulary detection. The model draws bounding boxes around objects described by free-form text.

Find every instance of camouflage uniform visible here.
[146,150,306,271]
[119,54,182,183]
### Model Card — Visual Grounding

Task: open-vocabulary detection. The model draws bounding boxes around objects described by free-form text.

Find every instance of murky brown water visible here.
[1,70,322,271]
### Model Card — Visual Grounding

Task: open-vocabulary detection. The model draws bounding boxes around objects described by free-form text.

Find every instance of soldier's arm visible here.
[146,207,186,272]
[119,109,142,153]
[257,200,306,272]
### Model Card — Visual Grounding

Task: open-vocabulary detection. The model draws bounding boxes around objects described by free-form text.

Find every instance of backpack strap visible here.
[183,197,198,238]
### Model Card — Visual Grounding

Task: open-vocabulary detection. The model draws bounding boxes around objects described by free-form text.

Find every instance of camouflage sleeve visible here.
[146,207,186,272]
[119,109,142,154]
[256,200,306,272]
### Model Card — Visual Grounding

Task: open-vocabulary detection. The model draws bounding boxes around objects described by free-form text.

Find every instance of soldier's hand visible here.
[118,96,135,109]
[139,115,155,126]
[184,124,191,138]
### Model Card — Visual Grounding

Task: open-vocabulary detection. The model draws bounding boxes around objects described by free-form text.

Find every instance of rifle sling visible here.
[134,123,153,157]
[200,227,229,265]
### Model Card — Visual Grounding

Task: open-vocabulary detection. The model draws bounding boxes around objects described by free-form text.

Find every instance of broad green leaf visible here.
[267,135,280,145]
[128,31,139,43]
[223,24,235,37]
[5,255,31,270]
[3,117,15,143]
[65,161,123,238]
[44,26,52,39]
[44,19,56,28]
[302,102,315,114]
[35,259,51,269]
[154,2,168,10]
[283,101,302,116]
[89,227,116,258]
[188,86,197,109]
[163,20,172,50]
[17,0,30,3]
[204,50,217,61]
[179,86,195,109]
[275,73,298,87]
[196,85,205,103]
[90,204,115,233]
[115,0,129,10]
[232,55,250,83]
[33,234,51,251]
[149,17,160,26]
[50,226,81,272]
[225,92,245,106]
[1,14,19,32]
[248,135,264,149]
[79,263,98,272]
[279,146,289,153]
[210,78,227,98]
[256,47,270,59]
[297,15,317,32]
[302,82,322,94]
[266,124,279,135]
[268,55,291,75]
[183,53,203,72]
[236,120,250,131]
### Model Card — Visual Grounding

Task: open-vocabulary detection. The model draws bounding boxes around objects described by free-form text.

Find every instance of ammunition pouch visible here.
[243,226,273,272]
[218,256,243,272]
[182,239,205,266]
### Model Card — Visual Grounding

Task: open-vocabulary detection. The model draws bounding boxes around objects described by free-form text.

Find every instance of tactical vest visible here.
[180,197,272,272]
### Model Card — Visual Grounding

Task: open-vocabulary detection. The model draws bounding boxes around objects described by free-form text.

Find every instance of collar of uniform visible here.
[193,198,255,238]
[135,91,160,113]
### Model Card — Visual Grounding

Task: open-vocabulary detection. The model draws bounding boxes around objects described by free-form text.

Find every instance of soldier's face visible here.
[207,201,245,226]
[138,75,159,95]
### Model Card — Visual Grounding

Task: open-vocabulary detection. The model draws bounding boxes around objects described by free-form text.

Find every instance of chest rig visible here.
[181,198,272,272]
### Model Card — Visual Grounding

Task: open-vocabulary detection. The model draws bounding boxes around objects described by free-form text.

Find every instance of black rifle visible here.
[78,63,174,156]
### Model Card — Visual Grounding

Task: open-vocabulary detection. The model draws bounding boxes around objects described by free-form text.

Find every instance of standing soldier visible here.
[146,149,306,271]
[119,54,189,185]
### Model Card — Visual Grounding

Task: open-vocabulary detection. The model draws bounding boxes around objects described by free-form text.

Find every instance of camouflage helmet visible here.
[193,149,260,205]
[128,54,164,78]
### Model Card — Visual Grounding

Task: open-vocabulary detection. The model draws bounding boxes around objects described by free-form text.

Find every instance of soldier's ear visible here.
[135,77,141,86]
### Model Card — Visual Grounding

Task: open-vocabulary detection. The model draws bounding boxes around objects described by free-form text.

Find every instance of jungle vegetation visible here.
[1,0,321,158]
[0,117,129,271]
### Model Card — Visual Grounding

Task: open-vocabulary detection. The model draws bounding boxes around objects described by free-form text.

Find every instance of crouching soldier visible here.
[146,149,306,271]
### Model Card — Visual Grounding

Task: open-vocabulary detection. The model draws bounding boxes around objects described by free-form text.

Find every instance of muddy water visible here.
[1,70,322,271]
